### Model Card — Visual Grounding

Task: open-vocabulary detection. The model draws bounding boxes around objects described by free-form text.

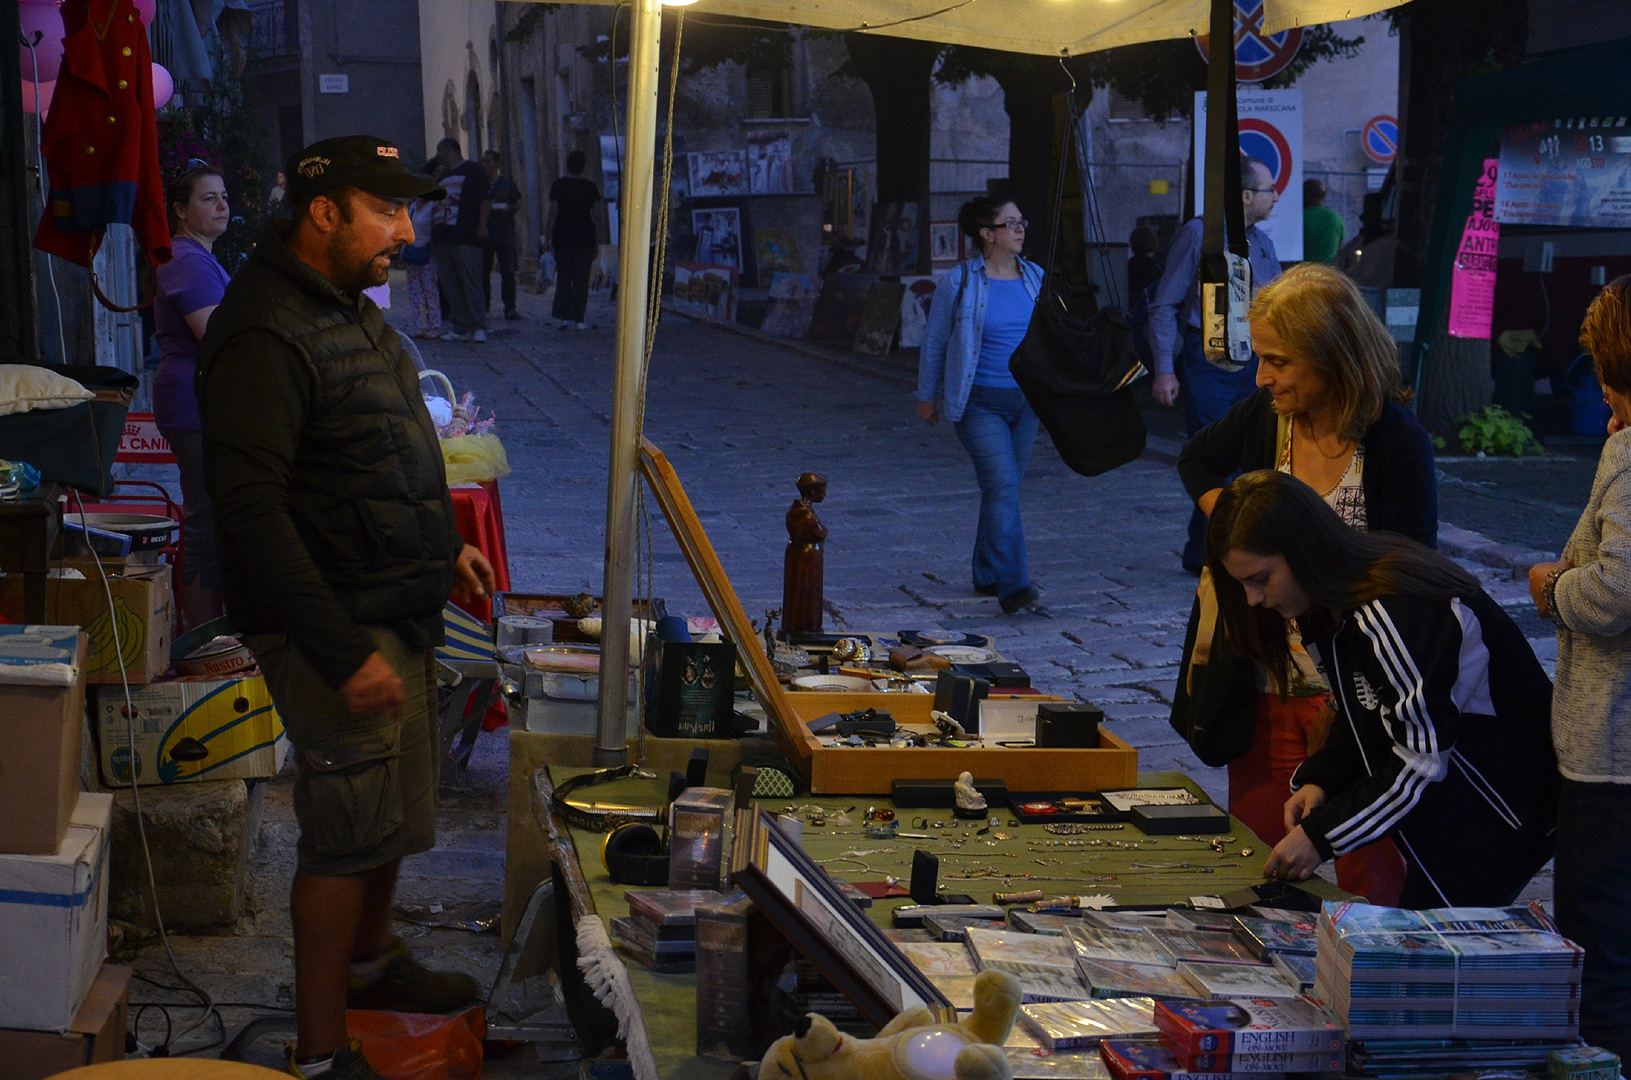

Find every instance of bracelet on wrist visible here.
[1544,566,1567,627]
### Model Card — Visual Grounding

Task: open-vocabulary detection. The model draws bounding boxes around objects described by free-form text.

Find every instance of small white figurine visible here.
[953,770,987,813]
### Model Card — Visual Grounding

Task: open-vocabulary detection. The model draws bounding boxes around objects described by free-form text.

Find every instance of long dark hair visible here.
[1206,470,1478,691]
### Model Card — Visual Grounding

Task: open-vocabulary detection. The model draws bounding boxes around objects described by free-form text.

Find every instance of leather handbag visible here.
[1169,567,1257,767]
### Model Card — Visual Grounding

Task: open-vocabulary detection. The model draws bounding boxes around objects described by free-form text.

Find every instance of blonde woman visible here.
[1177,263,1436,905]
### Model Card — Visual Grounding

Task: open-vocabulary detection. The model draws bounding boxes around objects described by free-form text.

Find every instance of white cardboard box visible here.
[0,792,112,1032]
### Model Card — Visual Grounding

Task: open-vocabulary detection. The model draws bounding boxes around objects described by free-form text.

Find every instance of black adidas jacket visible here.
[1293,590,1558,906]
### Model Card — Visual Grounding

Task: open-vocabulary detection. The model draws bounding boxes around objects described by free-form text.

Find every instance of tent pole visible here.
[594,0,662,767]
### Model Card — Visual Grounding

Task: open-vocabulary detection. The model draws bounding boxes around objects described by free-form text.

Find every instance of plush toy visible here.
[757,968,1022,1080]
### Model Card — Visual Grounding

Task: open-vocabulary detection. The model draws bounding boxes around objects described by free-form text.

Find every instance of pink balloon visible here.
[133,0,155,27]
[21,78,56,117]
[17,1,65,83]
[151,63,173,108]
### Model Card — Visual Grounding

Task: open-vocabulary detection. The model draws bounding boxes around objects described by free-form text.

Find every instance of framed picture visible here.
[688,150,749,197]
[672,261,737,322]
[692,207,743,270]
[865,201,921,276]
[730,808,954,1026]
[747,131,794,195]
[929,221,960,264]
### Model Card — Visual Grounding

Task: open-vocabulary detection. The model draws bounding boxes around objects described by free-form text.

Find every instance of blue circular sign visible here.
[1363,116,1398,165]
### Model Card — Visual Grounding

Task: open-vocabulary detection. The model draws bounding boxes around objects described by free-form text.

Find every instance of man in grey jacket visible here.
[1147,155,1283,573]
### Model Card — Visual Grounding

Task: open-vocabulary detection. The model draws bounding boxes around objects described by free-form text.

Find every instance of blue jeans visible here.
[1181,327,1259,570]
[954,385,1039,603]
[1555,780,1631,1061]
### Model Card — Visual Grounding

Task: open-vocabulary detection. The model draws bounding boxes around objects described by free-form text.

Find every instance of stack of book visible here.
[612,889,723,974]
[1100,995,1345,1080]
[1315,901,1584,1040]
[1019,996,1160,1049]
[965,926,1093,1003]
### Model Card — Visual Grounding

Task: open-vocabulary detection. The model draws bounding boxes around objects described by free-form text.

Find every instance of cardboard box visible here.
[0,792,112,1031]
[95,670,288,786]
[0,561,173,684]
[0,628,87,855]
[0,963,130,1079]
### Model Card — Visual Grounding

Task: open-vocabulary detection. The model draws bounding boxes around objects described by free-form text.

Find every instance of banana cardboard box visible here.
[94,670,288,786]
[0,562,172,684]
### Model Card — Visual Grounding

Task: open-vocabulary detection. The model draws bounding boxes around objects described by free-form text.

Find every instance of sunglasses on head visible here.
[167,157,213,185]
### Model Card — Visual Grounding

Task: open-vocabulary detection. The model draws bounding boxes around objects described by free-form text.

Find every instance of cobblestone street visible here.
[135,279,1562,1066]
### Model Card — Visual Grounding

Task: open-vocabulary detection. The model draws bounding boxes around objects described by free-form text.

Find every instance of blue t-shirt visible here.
[973,277,1032,388]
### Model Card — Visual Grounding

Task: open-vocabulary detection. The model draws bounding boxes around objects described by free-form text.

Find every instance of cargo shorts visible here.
[245,626,439,877]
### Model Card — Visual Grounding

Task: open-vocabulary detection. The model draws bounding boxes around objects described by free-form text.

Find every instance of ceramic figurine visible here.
[782,472,828,634]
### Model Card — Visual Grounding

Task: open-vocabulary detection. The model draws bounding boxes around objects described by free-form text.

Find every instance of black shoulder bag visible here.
[1006,92,1147,478]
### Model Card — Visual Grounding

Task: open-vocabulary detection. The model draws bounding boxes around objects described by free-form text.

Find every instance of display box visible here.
[786,692,1139,795]
[492,590,667,645]
[645,640,737,739]
[0,792,112,1032]
[0,561,172,684]
[0,963,130,1079]
[0,628,86,855]
[94,670,288,786]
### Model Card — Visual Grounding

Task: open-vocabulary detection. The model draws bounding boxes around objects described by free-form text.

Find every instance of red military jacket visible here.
[34,0,169,266]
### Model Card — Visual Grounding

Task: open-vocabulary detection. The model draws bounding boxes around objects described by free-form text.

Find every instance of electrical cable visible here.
[68,490,225,1056]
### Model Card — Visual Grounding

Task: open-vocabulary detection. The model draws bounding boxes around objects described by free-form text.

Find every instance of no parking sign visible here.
[1363,115,1398,165]
[1194,89,1305,261]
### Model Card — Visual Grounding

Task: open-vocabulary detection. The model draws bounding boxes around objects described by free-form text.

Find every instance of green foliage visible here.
[1431,434,1447,452]
[1456,405,1544,456]
[157,49,273,272]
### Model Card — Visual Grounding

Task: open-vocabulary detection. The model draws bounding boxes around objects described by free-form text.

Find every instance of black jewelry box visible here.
[892,777,1009,809]
[1129,803,1231,835]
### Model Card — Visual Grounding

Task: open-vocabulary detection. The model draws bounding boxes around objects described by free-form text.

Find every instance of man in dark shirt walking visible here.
[430,137,490,343]
[479,149,522,321]
[545,149,602,331]
[198,135,496,1080]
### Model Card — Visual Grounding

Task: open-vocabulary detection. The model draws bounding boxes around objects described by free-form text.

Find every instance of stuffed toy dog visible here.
[756,968,1022,1080]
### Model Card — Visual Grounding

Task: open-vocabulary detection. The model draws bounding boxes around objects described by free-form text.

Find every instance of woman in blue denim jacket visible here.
[916,197,1046,613]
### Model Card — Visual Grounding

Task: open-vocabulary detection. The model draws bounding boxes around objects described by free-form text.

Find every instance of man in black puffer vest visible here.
[198,135,496,1080]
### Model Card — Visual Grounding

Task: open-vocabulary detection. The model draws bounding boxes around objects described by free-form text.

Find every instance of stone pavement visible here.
[127,277,1562,1066]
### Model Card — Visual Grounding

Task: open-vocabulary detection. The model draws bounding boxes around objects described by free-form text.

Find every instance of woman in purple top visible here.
[153,162,232,630]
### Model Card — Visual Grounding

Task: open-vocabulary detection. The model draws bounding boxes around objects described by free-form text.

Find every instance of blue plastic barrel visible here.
[1567,354,1614,435]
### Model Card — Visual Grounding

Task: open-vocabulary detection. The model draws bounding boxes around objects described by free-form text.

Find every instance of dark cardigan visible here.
[1177,388,1438,548]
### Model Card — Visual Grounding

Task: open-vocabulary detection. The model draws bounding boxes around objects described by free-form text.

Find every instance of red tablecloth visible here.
[449,480,511,624]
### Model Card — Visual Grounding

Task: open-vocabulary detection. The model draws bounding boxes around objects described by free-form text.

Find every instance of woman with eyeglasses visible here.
[916,196,1045,614]
[153,160,232,630]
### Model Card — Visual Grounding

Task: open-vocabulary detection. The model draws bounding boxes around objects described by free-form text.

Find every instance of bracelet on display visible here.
[1545,566,1568,627]
[552,764,664,832]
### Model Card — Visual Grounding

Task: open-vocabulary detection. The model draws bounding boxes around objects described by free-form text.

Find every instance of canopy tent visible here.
[520,0,1413,764]
[1411,36,1631,400]
[510,0,1403,57]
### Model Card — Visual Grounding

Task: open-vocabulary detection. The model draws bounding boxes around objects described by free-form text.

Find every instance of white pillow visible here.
[0,365,96,416]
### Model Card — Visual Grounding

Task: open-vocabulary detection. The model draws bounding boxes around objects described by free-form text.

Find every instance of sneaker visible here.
[438,329,463,342]
[470,329,487,343]
[505,310,522,321]
[974,583,998,597]
[346,942,481,1013]
[288,1039,383,1079]
[574,322,589,331]
[1000,586,1042,615]
[557,319,572,330]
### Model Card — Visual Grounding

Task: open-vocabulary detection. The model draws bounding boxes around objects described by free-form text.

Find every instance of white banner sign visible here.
[1194,89,1304,262]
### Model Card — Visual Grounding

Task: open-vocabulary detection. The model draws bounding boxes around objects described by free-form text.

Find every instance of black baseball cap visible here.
[285,135,445,204]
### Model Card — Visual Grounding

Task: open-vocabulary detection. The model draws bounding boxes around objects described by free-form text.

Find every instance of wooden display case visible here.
[639,439,1138,796]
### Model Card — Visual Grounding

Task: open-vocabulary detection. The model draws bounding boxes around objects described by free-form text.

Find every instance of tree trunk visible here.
[1394,0,1526,437]
[1394,0,1527,289]
[1415,321,1494,439]
[843,35,938,274]
[991,60,1071,264]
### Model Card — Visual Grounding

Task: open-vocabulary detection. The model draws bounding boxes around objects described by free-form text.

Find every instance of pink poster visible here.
[1448,158,1500,339]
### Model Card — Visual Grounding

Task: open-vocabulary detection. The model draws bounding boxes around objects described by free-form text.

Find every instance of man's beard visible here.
[328,232,394,293]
